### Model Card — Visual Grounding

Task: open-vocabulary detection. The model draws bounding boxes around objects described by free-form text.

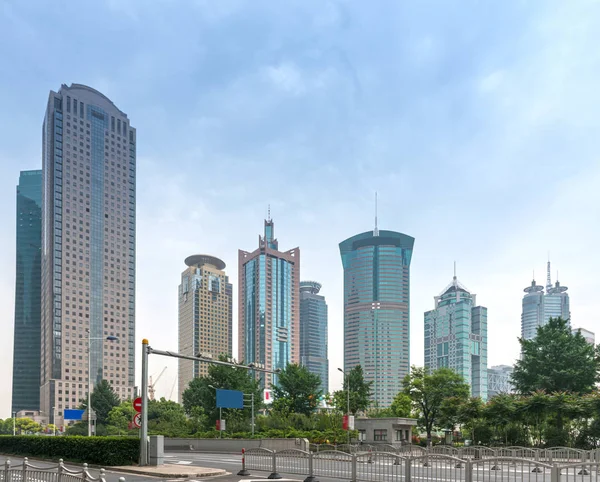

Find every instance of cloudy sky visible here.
[1,0,599,418]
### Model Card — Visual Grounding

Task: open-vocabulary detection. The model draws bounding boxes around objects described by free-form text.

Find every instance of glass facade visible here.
[299,281,329,393]
[521,268,570,341]
[11,170,43,413]
[424,276,488,400]
[339,230,414,408]
[487,365,514,399]
[239,219,300,388]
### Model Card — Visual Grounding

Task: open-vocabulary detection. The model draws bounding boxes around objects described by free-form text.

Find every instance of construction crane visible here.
[148,366,167,401]
[169,379,177,401]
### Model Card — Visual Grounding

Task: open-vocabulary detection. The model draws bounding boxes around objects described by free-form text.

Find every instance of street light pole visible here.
[338,368,350,444]
[209,385,222,438]
[86,330,119,436]
[12,412,15,436]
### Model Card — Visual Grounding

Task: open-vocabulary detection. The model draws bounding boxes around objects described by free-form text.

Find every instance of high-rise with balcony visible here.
[11,170,43,413]
[339,227,414,408]
[178,255,232,402]
[424,272,488,400]
[299,281,329,394]
[238,217,300,388]
[521,261,570,341]
[40,84,136,427]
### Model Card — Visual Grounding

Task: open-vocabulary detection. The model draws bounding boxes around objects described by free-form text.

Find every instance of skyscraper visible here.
[238,217,300,388]
[521,261,570,341]
[424,272,488,400]
[178,255,232,401]
[11,170,43,413]
[339,228,414,408]
[40,84,136,428]
[487,365,514,399]
[299,281,329,394]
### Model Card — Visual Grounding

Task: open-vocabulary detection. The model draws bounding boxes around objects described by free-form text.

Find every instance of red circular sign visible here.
[133,397,142,412]
[133,413,141,428]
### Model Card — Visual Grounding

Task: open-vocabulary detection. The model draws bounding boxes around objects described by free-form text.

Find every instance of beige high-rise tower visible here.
[178,255,232,402]
[40,84,136,430]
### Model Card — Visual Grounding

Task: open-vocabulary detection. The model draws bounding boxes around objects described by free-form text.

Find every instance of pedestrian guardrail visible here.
[239,446,600,481]
[0,458,122,482]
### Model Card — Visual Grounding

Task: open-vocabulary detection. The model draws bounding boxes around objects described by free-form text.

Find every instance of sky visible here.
[1,0,600,418]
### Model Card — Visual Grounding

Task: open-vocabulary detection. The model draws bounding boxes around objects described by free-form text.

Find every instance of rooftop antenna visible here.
[374,192,379,236]
[267,204,271,222]
[454,261,457,279]
[546,255,552,291]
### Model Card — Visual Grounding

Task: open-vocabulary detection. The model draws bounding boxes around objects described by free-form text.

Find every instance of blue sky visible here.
[1,0,600,417]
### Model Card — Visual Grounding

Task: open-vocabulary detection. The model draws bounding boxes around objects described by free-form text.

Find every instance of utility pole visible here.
[338,368,351,444]
[13,412,16,436]
[140,339,149,466]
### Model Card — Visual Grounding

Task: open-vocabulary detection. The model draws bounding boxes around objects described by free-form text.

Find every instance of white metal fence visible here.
[240,446,600,482]
[0,458,122,482]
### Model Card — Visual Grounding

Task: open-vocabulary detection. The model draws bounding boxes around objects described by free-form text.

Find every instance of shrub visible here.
[0,436,139,466]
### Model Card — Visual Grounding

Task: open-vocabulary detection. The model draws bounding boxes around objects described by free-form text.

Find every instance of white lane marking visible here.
[175,460,193,465]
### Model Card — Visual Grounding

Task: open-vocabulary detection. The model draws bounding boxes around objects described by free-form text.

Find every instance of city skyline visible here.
[1,1,599,416]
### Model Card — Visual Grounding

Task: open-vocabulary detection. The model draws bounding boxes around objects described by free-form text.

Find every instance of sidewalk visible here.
[0,454,227,479]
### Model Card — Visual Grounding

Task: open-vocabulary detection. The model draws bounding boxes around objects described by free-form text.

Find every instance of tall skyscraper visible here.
[487,365,514,399]
[299,281,329,394]
[424,272,488,400]
[11,170,43,413]
[40,84,136,428]
[238,217,300,388]
[178,255,232,401]
[339,228,414,408]
[521,261,570,341]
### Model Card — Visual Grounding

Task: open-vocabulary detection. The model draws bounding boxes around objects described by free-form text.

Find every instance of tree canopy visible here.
[333,365,373,415]
[272,364,323,416]
[512,317,600,394]
[80,379,120,426]
[403,366,470,445]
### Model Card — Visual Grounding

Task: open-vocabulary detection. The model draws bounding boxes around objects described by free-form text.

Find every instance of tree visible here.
[148,398,190,436]
[107,400,136,432]
[83,379,120,426]
[272,364,323,416]
[390,392,413,418]
[403,366,470,446]
[14,418,42,435]
[182,355,261,429]
[458,397,485,443]
[333,365,373,415]
[512,317,600,394]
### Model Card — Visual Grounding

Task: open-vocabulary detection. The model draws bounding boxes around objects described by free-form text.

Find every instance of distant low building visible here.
[354,417,417,444]
[487,365,514,399]
[572,327,595,345]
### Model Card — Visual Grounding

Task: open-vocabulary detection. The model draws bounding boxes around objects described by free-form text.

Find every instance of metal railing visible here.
[0,459,122,482]
[240,446,600,482]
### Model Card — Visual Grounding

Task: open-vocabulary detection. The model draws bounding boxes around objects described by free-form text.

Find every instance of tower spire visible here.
[374,192,379,236]
[267,204,271,222]
[546,257,552,292]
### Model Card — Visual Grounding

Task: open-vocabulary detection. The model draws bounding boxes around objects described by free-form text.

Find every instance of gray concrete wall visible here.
[164,437,309,453]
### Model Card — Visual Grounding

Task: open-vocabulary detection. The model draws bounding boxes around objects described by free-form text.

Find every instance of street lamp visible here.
[338,368,350,444]
[12,412,16,436]
[86,330,118,436]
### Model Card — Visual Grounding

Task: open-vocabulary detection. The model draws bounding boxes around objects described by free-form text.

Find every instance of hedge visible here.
[0,436,139,466]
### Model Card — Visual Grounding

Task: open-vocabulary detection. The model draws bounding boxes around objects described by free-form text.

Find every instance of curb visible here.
[109,467,228,478]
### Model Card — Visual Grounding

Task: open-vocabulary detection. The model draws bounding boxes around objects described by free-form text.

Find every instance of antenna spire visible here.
[267,204,271,222]
[374,192,379,236]
[453,261,457,279]
[546,257,552,291]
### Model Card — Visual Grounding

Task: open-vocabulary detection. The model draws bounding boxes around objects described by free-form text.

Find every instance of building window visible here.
[374,429,387,442]
[67,96,71,113]
[395,430,404,442]
[80,102,84,118]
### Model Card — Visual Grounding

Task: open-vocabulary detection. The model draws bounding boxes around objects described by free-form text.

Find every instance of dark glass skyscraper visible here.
[11,170,43,413]
[299,281,329,394]
[339,229,414,408]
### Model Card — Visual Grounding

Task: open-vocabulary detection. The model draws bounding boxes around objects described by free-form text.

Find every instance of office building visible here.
[178,255,232,401]
[487,365,514,399]
[572,327,595,345]
[299,281,329,394]
[339,227,414,408]
[238,217,300,388]
[40,84,136,428]
[11,170,43,413]
[521,261,570,341]
[424,272,488,400]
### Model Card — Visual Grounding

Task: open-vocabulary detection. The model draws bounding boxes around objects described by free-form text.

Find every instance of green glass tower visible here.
[339,229,414,408]
[11,170,43,413]
[424,272,488,400]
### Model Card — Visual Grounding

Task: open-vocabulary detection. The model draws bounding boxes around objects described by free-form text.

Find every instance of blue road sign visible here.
[64,409,84,420]
[216,389,244,409]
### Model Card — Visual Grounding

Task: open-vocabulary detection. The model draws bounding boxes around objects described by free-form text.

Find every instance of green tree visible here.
[107,400,136,432]
[181,355,261,429]
[484,393,518,445]
[390,392,413,417]
[15,418,42,435]
[403,366,470,446]
[80,379,120,426]
[333,365,373,415]
[513,317,600,394]
[148,398,190,436]
[272,364,323,416]
[458,397,485,443]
